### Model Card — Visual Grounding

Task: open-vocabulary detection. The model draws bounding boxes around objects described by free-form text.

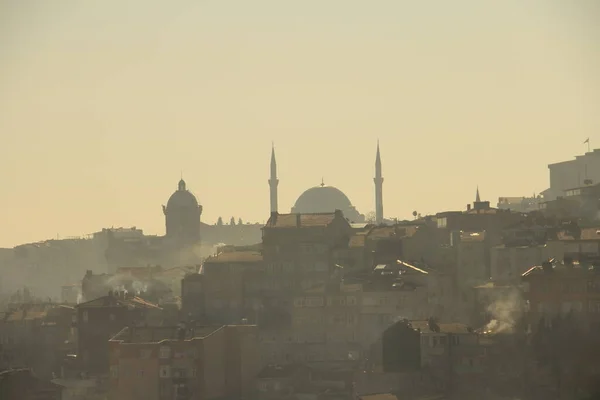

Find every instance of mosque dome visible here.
[166,179,199,209]
[291,184,365,222]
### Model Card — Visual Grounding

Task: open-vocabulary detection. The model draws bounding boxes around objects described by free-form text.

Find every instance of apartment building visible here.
[108,324,259,400]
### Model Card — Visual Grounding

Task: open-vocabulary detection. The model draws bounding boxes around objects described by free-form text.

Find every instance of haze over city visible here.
[1,1,599,247]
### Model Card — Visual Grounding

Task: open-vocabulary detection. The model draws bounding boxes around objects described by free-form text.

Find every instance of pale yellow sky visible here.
[0,0,599,247]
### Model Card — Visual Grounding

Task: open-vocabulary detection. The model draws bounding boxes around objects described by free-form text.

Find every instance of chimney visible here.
[296,213,301,227]
[564,256,574,268]
[542,260,554,273]
[467,204,471,211]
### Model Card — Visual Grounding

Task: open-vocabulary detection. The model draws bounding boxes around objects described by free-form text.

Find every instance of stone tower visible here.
[374,140,384,224]
[269,144,279,213]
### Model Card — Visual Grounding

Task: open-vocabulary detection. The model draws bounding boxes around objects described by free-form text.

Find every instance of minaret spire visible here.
[374,140,384,224]
[476,186,481,203]
[269,143,279,213]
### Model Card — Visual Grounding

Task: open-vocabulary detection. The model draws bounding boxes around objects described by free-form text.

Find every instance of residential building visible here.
[521,260,600,333]
[491,244,550,284]
[108,324,259,400]
[75,292,163,374]
[0,368,62,400]
[200,248,264,325]
[543,148,600,201]
[0,304,75,379]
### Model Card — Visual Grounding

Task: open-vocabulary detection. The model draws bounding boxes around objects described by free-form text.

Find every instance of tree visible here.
[230,217,235,226]
[217,217,223,226]
[412,211,418,219]
[365,211,376,223]
[238,218,243,225]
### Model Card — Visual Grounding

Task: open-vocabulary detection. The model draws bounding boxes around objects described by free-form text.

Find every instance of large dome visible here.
[166,179,199,209]
[291,185,364,222]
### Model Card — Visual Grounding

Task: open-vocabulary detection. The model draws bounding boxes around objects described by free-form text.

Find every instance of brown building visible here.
[522,260,600,333]
[76,292,163,374]
[201,248,264,325]
[258,211,353,329]
[0,368,63,400]
[0,304,75,379]
[108,324,259,400]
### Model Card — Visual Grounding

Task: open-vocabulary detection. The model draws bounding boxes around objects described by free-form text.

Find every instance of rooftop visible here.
[522,262,600,278]
[348,234,367,248]
[77,294,161,310]
[556,228,600,241]
[411,320,474,334]
[205,250,263,263]
[110,325,223,343]
[265,212,341,228]
[460,231,486,242]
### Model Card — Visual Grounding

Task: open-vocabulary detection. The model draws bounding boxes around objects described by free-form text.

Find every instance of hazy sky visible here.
[1,1,599,247]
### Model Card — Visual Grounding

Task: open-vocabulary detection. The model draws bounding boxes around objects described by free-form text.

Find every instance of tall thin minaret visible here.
[374,140,384,224]
[476,186,481,203]
[269,143,279,213]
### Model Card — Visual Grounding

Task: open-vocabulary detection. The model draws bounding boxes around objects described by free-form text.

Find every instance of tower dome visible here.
[291,183,364,222]
[162,179,202,245]
[166,179,199,209]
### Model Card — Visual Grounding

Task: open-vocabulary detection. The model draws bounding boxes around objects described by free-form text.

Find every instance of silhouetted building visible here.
[0,368,62,400]
[108,324,259,400]
[543,148,600,201]
[75,292,163,374]
[163,179,202,246]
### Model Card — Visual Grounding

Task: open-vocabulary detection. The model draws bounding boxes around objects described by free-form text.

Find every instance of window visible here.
[159,346,171,359]
[589,301,600,313]
[437,217,447,228]
[140,349,152,359]
[315,261,328,272]
[159,365,171,378]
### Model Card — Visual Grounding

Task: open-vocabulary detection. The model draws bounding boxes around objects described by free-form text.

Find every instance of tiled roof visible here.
[411,320,473,334]
[367,225,419,240]
[205,251,263,263]
[348,234,367,248]
[77,295,161,309]
[265,212,338,228]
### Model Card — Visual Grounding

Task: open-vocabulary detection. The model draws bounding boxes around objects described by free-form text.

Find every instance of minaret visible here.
[269,143,279,213]
[476,186,481,203]
[374,140,384,224]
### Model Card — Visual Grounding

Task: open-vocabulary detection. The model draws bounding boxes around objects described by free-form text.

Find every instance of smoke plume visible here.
[483,287,523,334]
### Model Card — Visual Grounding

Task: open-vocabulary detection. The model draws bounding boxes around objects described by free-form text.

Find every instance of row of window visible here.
[265,261,329,274]
[109,365,195,379]
[420,334,461,347]
[536,301,600,313]
[259,331,357,344]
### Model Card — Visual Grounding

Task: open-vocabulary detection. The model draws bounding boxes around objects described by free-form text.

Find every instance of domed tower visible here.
[291,181,365,223]
[162,179,202,246]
